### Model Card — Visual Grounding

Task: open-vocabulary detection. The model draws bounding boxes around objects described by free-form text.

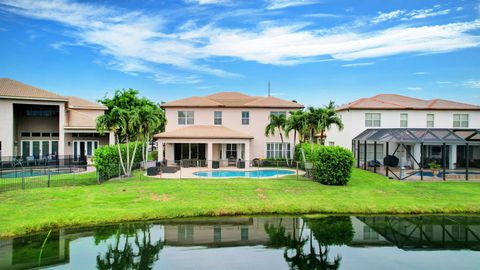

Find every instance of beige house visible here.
[0,78,113,161]
[155,92,304,168]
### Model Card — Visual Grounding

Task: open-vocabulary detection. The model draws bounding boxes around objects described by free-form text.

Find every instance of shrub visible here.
[93,142,143,180]
[149,150,158,161]
[294,143,319,162]
[312,146,354,185]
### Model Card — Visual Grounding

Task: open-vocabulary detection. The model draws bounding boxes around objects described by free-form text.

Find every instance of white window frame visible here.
[427,114,435,128]
[242,111,249,125]
[365,113,381,127]
[400,113,408,128]
[73,140,100,158]
[214,111,222,125]
[265,142,291,159]
[453,114,469,128]
[178,111,194,125]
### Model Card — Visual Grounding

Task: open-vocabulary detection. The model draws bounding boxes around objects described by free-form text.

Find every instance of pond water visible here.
[1,215,479,270]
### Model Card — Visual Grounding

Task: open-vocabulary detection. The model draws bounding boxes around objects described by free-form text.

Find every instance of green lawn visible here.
[1,168,480,237]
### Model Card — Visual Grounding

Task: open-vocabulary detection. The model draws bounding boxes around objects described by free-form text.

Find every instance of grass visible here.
[1,168,480,237]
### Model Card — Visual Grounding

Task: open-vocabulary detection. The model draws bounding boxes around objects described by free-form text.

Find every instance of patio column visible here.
[157,141,164,162]
[244,142,250,168]
[58,103,65,156]
[413,144,421,170]
[207,142,213,168]
[449,145,457,170]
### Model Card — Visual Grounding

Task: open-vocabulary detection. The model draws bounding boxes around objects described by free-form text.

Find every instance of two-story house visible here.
[326,94,480,172]
[0,78,114,162]
[154,92,304,168]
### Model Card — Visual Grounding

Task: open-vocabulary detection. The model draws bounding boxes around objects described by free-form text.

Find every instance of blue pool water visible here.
[193,169,295,178]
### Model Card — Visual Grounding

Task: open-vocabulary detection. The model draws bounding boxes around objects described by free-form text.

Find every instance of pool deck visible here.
[150,167,305,179]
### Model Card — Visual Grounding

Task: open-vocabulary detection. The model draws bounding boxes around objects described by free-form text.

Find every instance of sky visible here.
[0,0,479,107]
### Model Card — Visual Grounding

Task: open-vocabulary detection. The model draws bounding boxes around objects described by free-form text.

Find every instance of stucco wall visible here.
[164,107,300,159]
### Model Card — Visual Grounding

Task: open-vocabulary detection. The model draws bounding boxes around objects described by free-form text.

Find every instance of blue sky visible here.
[0,0,479,107]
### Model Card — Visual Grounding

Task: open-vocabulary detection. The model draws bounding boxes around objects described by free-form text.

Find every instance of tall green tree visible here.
[285,110,308,163]
[96,89,166,176]
[265,113,290,166]
[138,100,166,169]
[317,101,344,146]
[305,107,322,158]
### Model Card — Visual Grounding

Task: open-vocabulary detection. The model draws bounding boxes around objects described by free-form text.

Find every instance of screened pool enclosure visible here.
[352,128,480,180]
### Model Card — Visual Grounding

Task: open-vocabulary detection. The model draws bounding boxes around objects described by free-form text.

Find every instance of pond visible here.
[1,215,479,269]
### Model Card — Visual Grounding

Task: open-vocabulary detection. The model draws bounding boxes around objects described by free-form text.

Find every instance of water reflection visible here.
[0,216,479,269]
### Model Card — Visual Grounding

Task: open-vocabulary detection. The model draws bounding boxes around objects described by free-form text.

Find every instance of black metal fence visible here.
[0,165,89,192]
[0,155,87,170]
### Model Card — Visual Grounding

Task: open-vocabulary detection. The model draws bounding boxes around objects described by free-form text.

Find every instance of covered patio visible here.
[155,125,253,169]
[352,128,480,180]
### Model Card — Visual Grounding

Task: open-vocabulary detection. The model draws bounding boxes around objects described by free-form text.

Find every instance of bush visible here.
[93,142,143,180]
[312,146,354,185]
[149,150,158,161]
[294,143,319,162]
[306,216,354,246]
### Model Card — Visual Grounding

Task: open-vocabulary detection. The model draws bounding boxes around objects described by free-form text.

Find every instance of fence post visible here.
[21,168,25,190]
[296,161,299,181]
[47,169,51,187]
[277,160,279,178]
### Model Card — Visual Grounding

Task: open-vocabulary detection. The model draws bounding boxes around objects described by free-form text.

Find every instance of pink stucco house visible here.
[154,92,304,168]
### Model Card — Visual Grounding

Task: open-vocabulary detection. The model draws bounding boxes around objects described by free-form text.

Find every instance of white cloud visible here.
[266,0,318,10]
[372,10,405,24]
[184,0,229,5]
[403,8,450,20]
[406,87,422,91]
[463,79,480,88]
[372,6,451,24]
[413,71,429,75]
[342,62,374,67]
[2,0,480,83]
[436,81,452,84]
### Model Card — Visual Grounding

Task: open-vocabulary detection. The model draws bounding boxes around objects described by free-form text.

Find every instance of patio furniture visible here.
[212,160,220,169]
[384,155,399,167]
[236,159,245,169]
[368,160,381,167]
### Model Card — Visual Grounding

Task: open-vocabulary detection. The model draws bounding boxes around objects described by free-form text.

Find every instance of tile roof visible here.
[337,94,480,111]
[65,109,99,129]
[154,125,254,139]
[0,78,67,101]
[162,91,303,108]
[68,96,106,110]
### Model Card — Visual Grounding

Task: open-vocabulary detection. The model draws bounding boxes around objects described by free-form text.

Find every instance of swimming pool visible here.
[193,169,295,178]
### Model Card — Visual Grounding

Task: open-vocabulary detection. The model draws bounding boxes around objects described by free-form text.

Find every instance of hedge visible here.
[94,142,143,181]
[312,146,354,185]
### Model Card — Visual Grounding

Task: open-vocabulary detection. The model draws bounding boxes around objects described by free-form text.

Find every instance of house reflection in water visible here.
[164,217,299,247]
[0,216,479,269]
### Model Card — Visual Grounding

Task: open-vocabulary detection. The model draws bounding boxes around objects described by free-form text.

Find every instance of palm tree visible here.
[265,113,290,166]
[285,110,307,163]
[305,107,322,158]
[138,101,166,169]
[317,101,344,146]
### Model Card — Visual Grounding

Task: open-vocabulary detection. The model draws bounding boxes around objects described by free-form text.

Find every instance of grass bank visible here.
[1,168,480,237]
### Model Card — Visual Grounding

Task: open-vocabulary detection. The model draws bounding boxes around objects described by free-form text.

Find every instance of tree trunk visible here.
[279,129,289,167]
[292,130,297,165]
[310,128,314,161]
[141,138,146,170]
[128,139,139,176]
[116,134,127,175]
[126,135,130,176]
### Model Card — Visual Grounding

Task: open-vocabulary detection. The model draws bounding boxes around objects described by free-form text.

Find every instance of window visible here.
[21,132,30,137]
[178,111,194,125]
[242,111,250,125]
[365,113,381,127]
[214,226,221,242]
[31,132,41,137]
[427,114,435,128]
[400,113,408,127]
[363,226,379,240]
[359,143,384,162]
[453,114,469,128]
[241,228,249,240]
[51,141,58,155]
[214,111,222,125]
[266,143,291,159]
[178,225,194,241]
[51,132,59,137]
[270,111,287,117]
[328,141,335,146]
[42,132,50,137]
[226,144,237,159]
